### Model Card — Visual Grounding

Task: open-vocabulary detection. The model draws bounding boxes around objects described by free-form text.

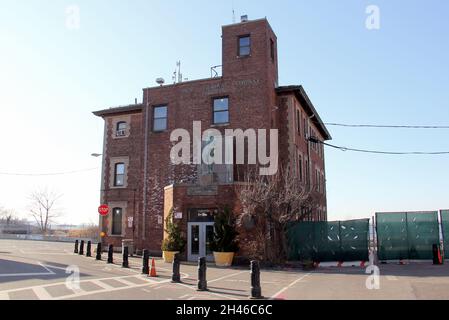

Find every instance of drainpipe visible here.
[142,90,150,241]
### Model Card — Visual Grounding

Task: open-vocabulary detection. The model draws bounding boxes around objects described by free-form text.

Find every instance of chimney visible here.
[135,98,137,104]
[241,15,248,23]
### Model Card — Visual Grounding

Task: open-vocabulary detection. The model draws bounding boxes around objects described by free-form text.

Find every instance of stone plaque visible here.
[187,185,219,196]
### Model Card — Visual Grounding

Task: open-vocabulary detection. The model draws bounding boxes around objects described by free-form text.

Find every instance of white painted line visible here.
[32,287,53,300]
[270,273,312,300]
[209,271,248,283]
[174,282,238,300]
[386,275,398,281]
[90,280,115,290]
[0,292,10,300]
[179,294,190,299]
[114,278,138,286]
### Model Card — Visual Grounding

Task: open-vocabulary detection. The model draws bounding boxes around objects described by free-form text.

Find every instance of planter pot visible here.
[162,251,179,263]
[213,252,235,267]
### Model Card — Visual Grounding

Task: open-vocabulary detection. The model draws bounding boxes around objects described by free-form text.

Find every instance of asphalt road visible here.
[1,239,449,300]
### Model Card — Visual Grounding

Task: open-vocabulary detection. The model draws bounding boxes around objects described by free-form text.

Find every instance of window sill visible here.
[211,123,230,128]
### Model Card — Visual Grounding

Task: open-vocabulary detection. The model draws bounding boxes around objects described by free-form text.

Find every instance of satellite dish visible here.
[156,78,165,86]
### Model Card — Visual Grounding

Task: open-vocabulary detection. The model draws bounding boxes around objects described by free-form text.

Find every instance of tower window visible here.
[270,39,275,62]
[238,35,251,56]
[213,97,229,124]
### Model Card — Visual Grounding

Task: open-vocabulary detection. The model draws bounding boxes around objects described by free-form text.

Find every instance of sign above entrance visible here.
[188,208,218,223]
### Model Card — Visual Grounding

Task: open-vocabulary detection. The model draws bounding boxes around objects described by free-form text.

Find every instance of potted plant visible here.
[210,207,239,267]
[161,209,186,263]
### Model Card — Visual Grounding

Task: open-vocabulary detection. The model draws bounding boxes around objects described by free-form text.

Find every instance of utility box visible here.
[122,239,134,257]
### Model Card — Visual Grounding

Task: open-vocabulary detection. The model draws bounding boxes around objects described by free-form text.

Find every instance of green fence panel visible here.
[441,210,449,259]
[287,219,369,262]
[376,211,439,260]
[407,211,439,259]
[340,219,370,262]
[376,212,408,260]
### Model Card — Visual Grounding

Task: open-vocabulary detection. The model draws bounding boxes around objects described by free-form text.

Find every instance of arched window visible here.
[112,207,123,235]
[116,121,127,137]
[114,163,125,186]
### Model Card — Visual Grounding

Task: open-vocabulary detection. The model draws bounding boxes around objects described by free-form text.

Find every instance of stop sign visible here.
[98,204,109,216]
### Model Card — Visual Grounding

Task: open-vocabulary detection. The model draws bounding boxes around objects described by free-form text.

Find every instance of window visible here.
[213,97,229,124]
[238,35,251,56]
[112,207,123,235]
[153,106,168,131]
[270,39,275,62]
[298,153,303,181]
[296,109,301,135]
[303,118,308,139]
[114,163,125,187]
[116,121,127,137]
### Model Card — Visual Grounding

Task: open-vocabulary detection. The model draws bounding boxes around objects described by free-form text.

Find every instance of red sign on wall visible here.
[98,204,109,216]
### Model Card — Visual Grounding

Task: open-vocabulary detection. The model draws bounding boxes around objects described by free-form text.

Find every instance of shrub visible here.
[210,207,239,253]
[161,209,186,252]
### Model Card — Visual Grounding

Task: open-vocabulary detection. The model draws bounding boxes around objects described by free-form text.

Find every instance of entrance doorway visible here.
[187,208,218,262]
[187,222,214,262]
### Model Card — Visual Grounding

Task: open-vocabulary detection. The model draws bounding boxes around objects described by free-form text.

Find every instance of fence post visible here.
[197,257,208,291]
[74,240,79,254]
[122,246,129,268]
[107,244,113,264]
[86,241,92,257]
[96,243,102,260]
[142,249,150,275]
[79,240,84,255]
[171,253,181,283]
[250,260,263,299]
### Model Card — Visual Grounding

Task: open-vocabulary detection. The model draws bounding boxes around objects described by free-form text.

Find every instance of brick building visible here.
[93,17,331,261]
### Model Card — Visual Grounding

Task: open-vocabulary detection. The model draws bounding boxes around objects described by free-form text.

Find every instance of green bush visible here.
[210,207,239,253]
[161,209,186,252]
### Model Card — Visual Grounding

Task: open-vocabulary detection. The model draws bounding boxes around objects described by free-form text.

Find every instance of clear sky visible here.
[1,0,448,224]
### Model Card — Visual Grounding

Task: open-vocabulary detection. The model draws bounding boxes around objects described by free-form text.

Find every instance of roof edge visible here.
[276,85,332,141]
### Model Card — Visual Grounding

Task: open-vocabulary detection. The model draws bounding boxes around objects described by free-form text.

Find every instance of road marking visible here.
[174,282,238,300]
[91,280,115,290]
[0,262,56,277]
[32,287,53,300]
[386,276,398,281]
[209,271,248,283]
[114,278,139,286]
[270,272,312,300]
[0,292,10,300]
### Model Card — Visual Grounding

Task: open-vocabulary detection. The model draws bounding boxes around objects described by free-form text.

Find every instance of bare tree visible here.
[28,189,63,234]
[0,207,19,225]
[236,165,323,264]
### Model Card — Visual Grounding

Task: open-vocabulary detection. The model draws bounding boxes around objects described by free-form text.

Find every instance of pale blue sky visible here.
[0,0,448,224]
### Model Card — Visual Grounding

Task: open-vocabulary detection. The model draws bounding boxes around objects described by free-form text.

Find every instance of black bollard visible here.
[74,240,79,254]
[122,246,129,268]
[107,244,113,264]
[96,243,102,260]
[86,241,92,257]
[250,260,263,299]
[171,253,181,283]
[79,240,84,255]
[142,249,150,275]
[197,257,208,291]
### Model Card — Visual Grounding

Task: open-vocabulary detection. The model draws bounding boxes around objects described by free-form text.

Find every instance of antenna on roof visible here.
[172,61,184,84]
[232,0,236,23]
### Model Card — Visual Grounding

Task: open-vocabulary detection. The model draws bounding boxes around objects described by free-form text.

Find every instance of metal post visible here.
[142,249,150,275]
[171,253,181,283]
[197,257,208,291]
[107,244,113,264]
[86,241,92,257]
[96,243,102,260]
[79,240,84,255]
[74,240,79,254]
[250,260,263,299]
[122,246,129,268]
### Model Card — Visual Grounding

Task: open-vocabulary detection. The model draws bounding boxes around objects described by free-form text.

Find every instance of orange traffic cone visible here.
[150,258,157,277]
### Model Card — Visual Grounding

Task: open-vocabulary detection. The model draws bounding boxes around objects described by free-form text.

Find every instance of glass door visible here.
[188,222,215,262]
